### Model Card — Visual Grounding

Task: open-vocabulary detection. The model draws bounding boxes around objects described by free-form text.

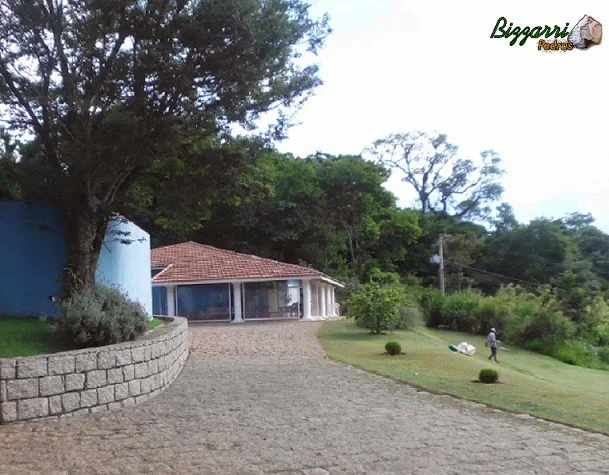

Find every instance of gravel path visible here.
[1,320,609,474]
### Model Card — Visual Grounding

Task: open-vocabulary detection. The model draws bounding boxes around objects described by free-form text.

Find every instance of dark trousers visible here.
[488,346,498,361]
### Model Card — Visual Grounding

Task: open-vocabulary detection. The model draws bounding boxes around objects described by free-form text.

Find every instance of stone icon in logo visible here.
[568,15,602,49]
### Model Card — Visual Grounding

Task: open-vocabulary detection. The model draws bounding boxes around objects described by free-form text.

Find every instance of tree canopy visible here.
[0,0,329,296]
[135,151,422,282]
[368,131,504,220]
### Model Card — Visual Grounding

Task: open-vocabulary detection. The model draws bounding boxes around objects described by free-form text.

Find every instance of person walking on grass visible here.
[486,327,500,363]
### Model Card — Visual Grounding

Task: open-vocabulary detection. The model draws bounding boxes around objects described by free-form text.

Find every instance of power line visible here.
[446,259,537,286]
[446,259,596,297]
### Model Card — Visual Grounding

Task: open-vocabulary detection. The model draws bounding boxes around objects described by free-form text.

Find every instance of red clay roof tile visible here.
[151,241,326,284]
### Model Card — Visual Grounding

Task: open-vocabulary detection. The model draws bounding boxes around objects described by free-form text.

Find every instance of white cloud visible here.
[278,0,609,230]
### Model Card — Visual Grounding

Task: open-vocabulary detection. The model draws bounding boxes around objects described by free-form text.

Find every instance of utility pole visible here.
[437,234,450,295]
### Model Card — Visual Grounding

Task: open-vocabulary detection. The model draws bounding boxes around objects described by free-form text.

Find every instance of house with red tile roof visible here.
[151,242,343,322]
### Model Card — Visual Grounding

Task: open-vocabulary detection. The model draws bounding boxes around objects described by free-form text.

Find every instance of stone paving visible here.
[1,320,609,474]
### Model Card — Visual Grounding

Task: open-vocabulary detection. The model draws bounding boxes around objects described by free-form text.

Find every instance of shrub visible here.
[522,337,546,354]
[479,368,499,384]
[397,304,424,329]
[553,340,597,367]
[598,347,609,364]
[339,276,362,315]
[579,299,609,346]
[591,323,609,347]
[385,341,401,355]
[495,286,575,344]
[59,285,149,347]
[348,281,402,334]
[523,338,599,367]
[554,345,579,365]
[440,291,480,333]
[418,288,444,328]
[474,296,509,335]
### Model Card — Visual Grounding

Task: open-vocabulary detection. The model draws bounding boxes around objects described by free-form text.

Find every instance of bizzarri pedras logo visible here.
[490,15,602,51]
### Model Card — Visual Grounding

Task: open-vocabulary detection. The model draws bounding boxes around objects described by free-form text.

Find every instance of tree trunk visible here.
[347,229,357,273]
[61,200,110,299]
[420,198,427,214]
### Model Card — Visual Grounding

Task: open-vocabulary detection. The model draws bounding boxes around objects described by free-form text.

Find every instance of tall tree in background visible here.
[477,218,573,287]
[319,155,394,277]
[492,202,519,233]
[369,131,504,220]
[559,213,609,285]
[0,0,329,297]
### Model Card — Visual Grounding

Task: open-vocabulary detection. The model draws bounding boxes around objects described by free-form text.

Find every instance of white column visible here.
[167,286,176,317]
[320,284,327,317]
[331,287,336,316]
[326,286,333,317]
[232,282,243,323]
[321,285,327,317]
[302,280,313,321]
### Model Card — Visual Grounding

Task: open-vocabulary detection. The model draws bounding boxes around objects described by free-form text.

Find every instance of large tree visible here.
[317,154,420,279]
[368,131,504,220]
[477,218,574,287]
[143,152,422,281]
[123,134,276,247]
[0,0,329,296]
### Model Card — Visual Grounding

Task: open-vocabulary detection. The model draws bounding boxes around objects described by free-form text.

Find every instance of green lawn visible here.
[149,318,163,330]
[0,317,163,359]
[0,319,68,358]
[319,319,609,434]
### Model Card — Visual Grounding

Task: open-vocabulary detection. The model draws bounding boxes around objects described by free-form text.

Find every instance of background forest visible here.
[3,129,609,368]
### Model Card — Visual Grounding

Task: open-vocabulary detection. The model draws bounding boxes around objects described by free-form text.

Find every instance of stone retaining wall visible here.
[0,317,188,424]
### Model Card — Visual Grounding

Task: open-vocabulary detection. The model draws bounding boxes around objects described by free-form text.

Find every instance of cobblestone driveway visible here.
[1,321,609,474]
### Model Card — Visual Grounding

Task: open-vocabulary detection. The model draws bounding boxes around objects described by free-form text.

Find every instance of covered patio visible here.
[151,242,343,322]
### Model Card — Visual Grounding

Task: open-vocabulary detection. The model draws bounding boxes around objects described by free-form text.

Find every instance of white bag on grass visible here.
[456,342,476,356]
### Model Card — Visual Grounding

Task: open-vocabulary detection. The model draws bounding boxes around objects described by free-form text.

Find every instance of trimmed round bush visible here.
[385,341,402,356]
[59,285,149,347]
[479,368,499,384]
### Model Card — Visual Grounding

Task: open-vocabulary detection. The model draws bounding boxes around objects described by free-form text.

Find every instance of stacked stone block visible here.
[0,317,188,424]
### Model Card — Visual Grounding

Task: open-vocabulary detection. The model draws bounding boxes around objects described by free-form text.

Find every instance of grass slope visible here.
[319,320,609,434]
[0,319,67,358]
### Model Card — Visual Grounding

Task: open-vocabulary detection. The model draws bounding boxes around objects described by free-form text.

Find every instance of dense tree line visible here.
[5,121,609,366]
[130,148,422,283]
[124,133,609,370]
[5,128,609,305]
[124,135,609,320]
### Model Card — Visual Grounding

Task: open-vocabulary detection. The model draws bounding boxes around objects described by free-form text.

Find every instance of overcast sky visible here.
[276,0,609,231]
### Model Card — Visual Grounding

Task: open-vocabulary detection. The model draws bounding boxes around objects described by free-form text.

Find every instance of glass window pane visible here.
[152,287,167,316]
[177,284,230,321]
[243,281,300,319]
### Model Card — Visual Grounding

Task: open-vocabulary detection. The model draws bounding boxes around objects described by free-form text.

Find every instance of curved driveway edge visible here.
[1,320,609,474]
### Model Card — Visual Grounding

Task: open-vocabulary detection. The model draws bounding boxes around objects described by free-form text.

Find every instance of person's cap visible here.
[491,328,496,332]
